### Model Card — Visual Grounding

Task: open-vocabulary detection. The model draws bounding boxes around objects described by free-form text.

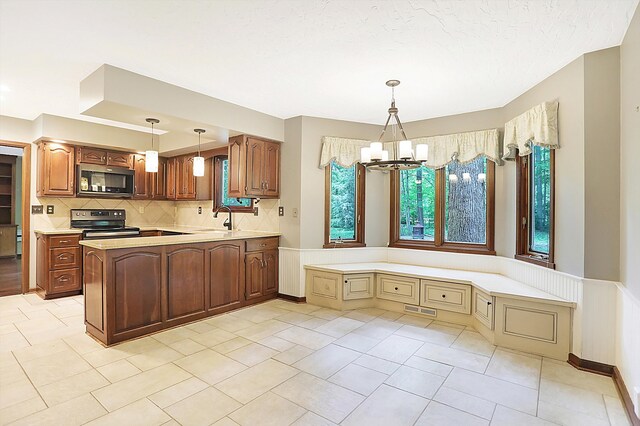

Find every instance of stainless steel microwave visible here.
[77,164,135,198]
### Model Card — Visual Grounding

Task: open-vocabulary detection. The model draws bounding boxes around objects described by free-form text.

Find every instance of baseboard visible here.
[568,353,639,425]
[277,293,306,303]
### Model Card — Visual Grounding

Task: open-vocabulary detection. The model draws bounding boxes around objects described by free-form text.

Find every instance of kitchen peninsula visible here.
[80,230,280,345]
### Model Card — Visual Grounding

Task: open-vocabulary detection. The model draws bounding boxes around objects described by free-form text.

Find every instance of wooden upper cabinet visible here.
[76,147,107,165]
[152,157,167,199]
[166,157,177,200]
[107,151,134,169]
[227,135,281,199]
[37,142,75,197]
[133,154,149,199]
[176,155,196,200]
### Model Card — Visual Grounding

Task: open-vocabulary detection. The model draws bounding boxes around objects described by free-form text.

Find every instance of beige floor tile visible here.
[128,344,184,371]
[604,394,633,426]
[404,355,453,377]
[275,326,336,350]
[541,357,618,397]
[343,308,385,322]
[314,317,364,338]
[174,349,246,385]
[11,338,69,363]
[444,368,538,415]
[273,373,364,424]
[485,348,541,389]
[229,305,290,323]
[226,342,278,366]
[539,378,609,419]
[273,344,315,365]
[258,335,296,351]
[293,344,360,379]
[229,392,307,426]
[168,338,207,355]
[212,336,253,354]
[185,321,218,334]
[190,328,237,347]
[277,311,316,326]
[298,317,329,330]
[415,401,488,426]
[271,300,322,315]
[353,353,401,374]
[414,341,490,373]
[85,398,171,426]
[367,334,423,363]
[204,314,255,332]
[310,308,345,321]
[10,394,107,426]
[97,358,142,382]
[22,324,86,346]
[538,399,610,426]
[152,326,201,345]
[92,363,192,411]
[0,396,47,425]
[0,331,30,352]
[164,387,241,426]
[37,369,109,406]
[0,323,16,335]
[82,346,131,368]
[0,354,28,385]
[333,332,380,352]
[20,348,93,386]
[450,330,496,357]
[290,411,337,426]
[432,386,496,420]
[378,311,403,321]
[0,378,39,410]
[429,321,466,332]
[394,314,434,327]
[385,365,445,398]
[394,324,457,346]
[215,359,298,404]
[236,319,292,342]
[342,384,428,426]
[149,377,209,408]
[328,363,388,396]
[63,332,104,355]
[491,405,556,426]
[352,318,403,340]
[211,418,240,426]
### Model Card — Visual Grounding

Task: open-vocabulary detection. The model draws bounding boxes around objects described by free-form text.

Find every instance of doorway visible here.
[0,142,30,296]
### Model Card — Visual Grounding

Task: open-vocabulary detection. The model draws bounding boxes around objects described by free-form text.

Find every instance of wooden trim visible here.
[277,293,307,303]
[212,154,254,213]
[324,163,365,247]
[567,353,640,425]
[0,140,30,294]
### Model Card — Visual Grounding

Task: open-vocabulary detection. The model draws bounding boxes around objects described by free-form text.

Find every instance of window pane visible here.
[529,146,551,254]
[445,157,487,244]
[329,162,356,240]
[399,166,436,241]
[221,159,251,207]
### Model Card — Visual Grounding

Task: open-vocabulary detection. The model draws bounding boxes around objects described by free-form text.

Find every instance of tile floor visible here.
[0,293,632,426]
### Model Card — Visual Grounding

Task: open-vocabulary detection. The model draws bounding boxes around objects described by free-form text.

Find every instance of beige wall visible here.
[280,117,303,248]
[620,5,640,300]
[174,199,280,232]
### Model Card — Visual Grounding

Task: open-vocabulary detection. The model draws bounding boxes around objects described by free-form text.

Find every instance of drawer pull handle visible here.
[487,301,492,306]
[59,240,70,243]
[442,294,446,298]
[394,287,399,291]
[260,243,267,247]
[58,276,69,282]
[58,254,70,260]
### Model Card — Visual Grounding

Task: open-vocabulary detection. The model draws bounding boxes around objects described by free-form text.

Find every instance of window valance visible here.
[503,100,559,160]
[319,128,501,169]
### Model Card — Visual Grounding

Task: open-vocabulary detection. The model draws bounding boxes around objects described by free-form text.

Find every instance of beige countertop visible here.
[33,228,84,235]
[305,262,575,308]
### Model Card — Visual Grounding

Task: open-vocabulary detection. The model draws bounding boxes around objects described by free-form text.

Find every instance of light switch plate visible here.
[278,206,284,216]
[46,205,54,214]
[31,205,43,214]
[198,206,202,214]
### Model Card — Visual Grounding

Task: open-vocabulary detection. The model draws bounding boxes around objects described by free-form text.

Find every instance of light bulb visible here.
[415,144,428,162]
[399,140,412,159]
[370,142,383,161]
[381,150,389,161]
[360,147,371,163]
[193,156,205,177]
[145,150,158,173]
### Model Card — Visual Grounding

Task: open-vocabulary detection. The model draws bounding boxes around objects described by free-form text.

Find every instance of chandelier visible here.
[360,80,428,170]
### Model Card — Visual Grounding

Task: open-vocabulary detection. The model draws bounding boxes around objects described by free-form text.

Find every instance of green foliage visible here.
[221,159,251,207]
[399,166,436,240]
[329,162,356,240]
[530,146,551,254]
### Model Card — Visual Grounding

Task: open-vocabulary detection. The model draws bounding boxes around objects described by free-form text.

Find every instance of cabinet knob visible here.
[344,280,348,284]
[394,287,398,291]
[442,294,446,298]
[487,301,492,306]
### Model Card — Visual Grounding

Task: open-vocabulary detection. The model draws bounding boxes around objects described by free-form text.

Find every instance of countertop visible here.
[305,262,575,308]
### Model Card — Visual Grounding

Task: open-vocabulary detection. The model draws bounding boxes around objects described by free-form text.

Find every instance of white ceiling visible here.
[0,0,637,126]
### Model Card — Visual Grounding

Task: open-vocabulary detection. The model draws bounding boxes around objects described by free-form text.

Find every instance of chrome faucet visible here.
[213,206,233,231]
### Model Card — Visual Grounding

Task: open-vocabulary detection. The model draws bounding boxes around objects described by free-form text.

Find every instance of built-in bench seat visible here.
[304,262,576,360]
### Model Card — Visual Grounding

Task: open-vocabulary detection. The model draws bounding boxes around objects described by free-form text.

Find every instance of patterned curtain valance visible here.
[319,129,501,169]
[503,100,559,160]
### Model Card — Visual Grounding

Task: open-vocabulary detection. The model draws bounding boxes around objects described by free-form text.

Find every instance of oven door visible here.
[77,164,135,198]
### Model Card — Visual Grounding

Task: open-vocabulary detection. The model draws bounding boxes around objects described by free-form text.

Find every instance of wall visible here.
[173,199,280,232]
[280,117,302,248]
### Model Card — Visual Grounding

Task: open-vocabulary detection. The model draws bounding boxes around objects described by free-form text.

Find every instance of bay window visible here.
[324,161,365,247]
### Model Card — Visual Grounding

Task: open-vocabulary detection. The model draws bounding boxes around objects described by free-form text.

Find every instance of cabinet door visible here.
[245,138,265,196]
[166,157,177,199]
[41,143,75,196]
[227,136,246,198]
[208,242,243,310]
[195,158,213,201]
[107,152,134,169]
[166,247,206,321]
[263,249,278,295]
[244,252,264,300]
[182,156,196,199]
[263,141,280,197]
[152,157,167,199]
[133,154,149,199]
[77,147,107,165]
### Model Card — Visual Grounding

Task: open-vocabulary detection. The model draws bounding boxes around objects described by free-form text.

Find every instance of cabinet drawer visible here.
[49,268,81,293]
[343,273,374,300]
[473,288,494,329]
[77,147,107,165]
[107,152,133,169]
[246,238,279,252]
[376,274,420,305]
[49,235,81,248]
[309,272,339,299]
[420,280,471,314]
[49,247,81,269]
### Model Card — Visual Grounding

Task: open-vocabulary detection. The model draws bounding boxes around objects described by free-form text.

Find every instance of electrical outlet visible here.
[31,205,43,214]
[138,206,144,214]
[292,208,298,218]
[46,205,54,214]
[198,206,202,214]
[278,206,284,216]
[253,207,259,216]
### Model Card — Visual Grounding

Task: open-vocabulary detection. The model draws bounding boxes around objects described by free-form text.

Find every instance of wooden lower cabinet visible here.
[35,232,83,299]
[83,237,278,345]
[245,239,278,301]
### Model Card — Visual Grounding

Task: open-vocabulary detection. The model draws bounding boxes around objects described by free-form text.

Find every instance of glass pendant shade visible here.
[381,150,389,161]
[370,142,383,161]
[399,140,412,159]
[145,150,158,173]
[360,147,371,163]
[415,144,428,162]
[193,156,205,177]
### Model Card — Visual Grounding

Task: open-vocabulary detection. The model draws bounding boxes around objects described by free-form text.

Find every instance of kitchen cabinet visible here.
[176,155,196,200]
[168,154,211,201]
[420,280,471,314]
[244,237,279,300]
[37,142,75,197]
[166,157,177,199]
[228,135,281,199]
[473,288,494,330]
[35,232,82,299]
[77,147,134,169]
[343,274,375,300]
[376,274,420,305]
[107,151,134,169]
[208,241,243,312]
[133,154,167,200]
[133,154,149,198]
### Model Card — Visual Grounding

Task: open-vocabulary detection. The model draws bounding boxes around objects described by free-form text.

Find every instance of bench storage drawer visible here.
[420,280,471,314]
[376,274,420,305]
[343,274,374,300]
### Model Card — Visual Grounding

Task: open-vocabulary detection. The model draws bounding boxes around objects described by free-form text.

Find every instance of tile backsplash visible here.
[174,199,280,232]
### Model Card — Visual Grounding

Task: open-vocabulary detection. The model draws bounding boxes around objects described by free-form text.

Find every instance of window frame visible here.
[389,160,496,255]
[324,162,366,248]
[213,154,254,213]
[515,149,555,268]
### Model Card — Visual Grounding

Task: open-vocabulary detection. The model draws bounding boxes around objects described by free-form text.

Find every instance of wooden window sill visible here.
[515,254,556,269]
[389,241,496,256]
[323,242,366,249]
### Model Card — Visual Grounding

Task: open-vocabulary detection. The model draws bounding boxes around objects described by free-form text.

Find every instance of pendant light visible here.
[193,128,205,177]
[360,80,428,170]
[145,118,159,173]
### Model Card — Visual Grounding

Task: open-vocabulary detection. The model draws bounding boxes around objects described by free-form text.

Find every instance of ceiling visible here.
[0,0,638,127]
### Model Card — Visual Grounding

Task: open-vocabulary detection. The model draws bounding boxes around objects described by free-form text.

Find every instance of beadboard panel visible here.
[616,285,640,417]
[581,279,617,364]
